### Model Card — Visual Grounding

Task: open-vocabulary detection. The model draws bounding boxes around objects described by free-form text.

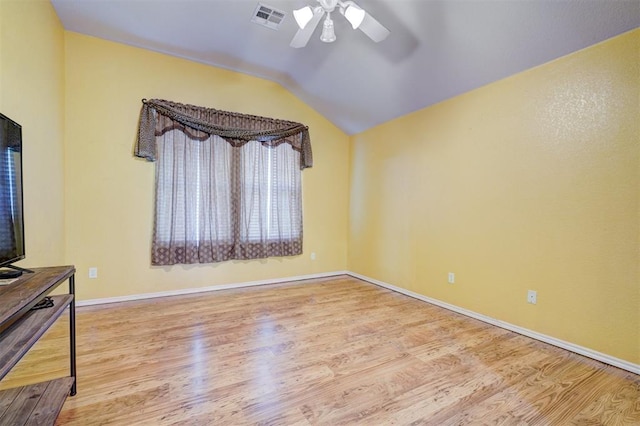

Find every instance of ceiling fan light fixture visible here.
[343,3,365,29]
[293,6,314,29]
[289,0,388,48]
[320,16,336,43]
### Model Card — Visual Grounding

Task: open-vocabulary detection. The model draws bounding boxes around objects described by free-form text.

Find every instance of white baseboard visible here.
[76,270,349,307]
[347,271,640,375]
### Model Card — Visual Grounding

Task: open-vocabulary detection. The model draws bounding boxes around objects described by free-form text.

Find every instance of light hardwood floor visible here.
[1,275,638,425]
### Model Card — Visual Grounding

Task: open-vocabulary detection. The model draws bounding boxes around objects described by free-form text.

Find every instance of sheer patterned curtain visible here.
[136,99,309,266]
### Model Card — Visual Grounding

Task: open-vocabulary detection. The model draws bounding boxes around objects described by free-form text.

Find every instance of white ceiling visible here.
[51,0,639,135]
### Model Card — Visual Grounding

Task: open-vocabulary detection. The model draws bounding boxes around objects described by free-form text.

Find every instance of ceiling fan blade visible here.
[290,9,324,48]
[358,12,390,43]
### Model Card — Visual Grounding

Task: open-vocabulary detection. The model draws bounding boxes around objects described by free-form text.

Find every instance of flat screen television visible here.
[0,113,25,279]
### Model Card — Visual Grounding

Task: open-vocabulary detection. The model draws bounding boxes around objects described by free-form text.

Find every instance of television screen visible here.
[0,113,24,268]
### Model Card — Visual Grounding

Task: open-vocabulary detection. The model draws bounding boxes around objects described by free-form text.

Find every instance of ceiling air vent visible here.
[251,3,286,30]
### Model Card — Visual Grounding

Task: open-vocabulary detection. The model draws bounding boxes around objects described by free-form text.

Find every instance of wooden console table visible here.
[0,266,76,425]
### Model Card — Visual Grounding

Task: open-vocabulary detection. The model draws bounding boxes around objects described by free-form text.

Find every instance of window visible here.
[152,133,302,265]
[135,99,312,266]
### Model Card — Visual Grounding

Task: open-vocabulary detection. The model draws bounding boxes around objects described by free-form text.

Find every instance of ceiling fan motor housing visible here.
[318,0,339,12]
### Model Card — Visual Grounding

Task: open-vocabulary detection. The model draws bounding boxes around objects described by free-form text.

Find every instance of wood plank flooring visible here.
[1,275,638,425]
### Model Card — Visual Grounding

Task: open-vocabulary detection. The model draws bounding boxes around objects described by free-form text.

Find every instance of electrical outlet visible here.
[89,267,98,279]
[448,272,455,284]
[527,290,537,304]
[310,252,316,260]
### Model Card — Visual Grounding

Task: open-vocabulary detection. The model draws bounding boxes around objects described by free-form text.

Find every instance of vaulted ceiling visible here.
[51,0,639,134]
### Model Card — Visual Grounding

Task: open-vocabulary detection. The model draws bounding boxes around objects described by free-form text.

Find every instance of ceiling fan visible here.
[290,0,390,48]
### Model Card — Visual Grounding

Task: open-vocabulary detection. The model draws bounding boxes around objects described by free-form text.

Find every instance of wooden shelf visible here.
[0,266,76,426]
[0,294,73,380]
[0,266,75,333]
[0,377,74,425]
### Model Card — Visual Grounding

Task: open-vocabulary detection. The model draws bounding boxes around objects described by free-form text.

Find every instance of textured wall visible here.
[0,0,66,266]
[63,33,350,301]
[349,29,639,364]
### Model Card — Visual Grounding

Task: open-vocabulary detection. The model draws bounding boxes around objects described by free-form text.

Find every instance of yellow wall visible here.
[63,32,350,301]
[349,29,640,364]
[0,0,66,266]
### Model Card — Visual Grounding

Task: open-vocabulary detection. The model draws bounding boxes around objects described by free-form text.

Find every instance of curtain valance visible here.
[135,99,312,169]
